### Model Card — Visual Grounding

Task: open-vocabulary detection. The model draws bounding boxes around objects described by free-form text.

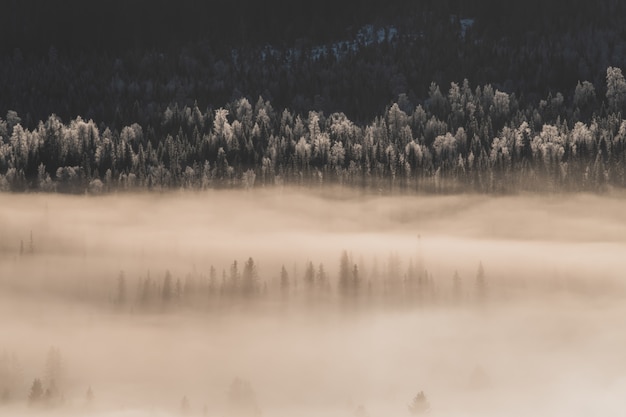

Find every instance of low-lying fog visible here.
[1,188,626,417]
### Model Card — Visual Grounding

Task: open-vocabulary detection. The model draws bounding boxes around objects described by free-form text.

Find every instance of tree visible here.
[408,391,430,415]
[228,378,260,417]
[574,80,596,119]
[452,270,462,302]
[339,250,352,294]
[280,265,290,294]
[181,395,190,415]
[28,378,43,404]
[85,386,94,403]
[606,67,626,114]
[44,347,63,388]
[162,270,173,302]
[476,262,487,302]
[117,271,126,305]
[304,261,315,291]
[317,263,328,292]
[28,230,35,254]
[241,257,258,296]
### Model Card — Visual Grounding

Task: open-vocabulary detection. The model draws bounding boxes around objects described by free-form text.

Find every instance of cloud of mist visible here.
[1,188,625,416]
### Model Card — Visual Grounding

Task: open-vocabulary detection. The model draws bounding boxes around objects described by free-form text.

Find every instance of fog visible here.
[1,188,626,417]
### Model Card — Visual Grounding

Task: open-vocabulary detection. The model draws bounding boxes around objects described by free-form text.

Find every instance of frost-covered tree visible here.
[574,81,596,118]
[606,67,626,114]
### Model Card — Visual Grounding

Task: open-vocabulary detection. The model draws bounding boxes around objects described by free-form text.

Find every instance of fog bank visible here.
[1,188,625,416]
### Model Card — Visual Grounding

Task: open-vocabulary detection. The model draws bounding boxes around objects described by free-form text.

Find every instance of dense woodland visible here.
[2,2,626,193]
[2,67,626,193]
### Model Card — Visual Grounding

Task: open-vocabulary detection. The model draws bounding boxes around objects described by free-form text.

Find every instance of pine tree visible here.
[476,262,487,302]
[408,391,430,415]
[453,270,462,303]
[28,378,43,404]
[162,270,173,302]
[339,250,351,294]
[181,395,190,415]
[117,271,126,305]
[280,265,290,294]
[86,386,94,403]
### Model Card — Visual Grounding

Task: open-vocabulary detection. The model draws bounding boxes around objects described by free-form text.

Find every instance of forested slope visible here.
[2,1,626,193]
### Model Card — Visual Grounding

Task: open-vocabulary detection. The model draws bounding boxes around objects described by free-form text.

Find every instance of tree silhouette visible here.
[408,390,430,415]
[28,378,43,404]
[117,271,126,306]
[181,395,190,415]
[228,378,261,417]
[44,347,63,388]
[475,262,487,302]
[86,386,94,403]
[339,250,352,295]
[280,265,290,294]
[162,270,173,302]
[453,270,462,303]
[241,257,259,296]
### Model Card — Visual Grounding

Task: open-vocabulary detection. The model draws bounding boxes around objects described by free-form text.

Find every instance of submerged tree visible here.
[228,378,261,417]
[44,347,64,388]
[86,386,94,403]
[181,395,190,415]
[116,270,126,306]
[408,391,430,415]
[452,270,462,302]
[162,270,173,302]
[475,262,487,302]
[241,257,259,296]
[280,265,290,294]
[28,378,43,405]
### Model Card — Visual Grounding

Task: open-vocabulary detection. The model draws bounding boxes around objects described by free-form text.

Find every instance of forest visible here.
[1,1,626,195]
[3,1,626,416]
[1,67,626,193]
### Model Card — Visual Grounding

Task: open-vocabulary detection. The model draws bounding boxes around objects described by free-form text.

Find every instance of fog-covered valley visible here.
[1,188,626,416]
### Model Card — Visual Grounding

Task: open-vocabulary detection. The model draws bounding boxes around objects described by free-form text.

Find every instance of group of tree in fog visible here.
[0,346,74,409]
[111,251,491,313]
[2,67,626,193]
[3,344,438,417]
[1,343,259,416]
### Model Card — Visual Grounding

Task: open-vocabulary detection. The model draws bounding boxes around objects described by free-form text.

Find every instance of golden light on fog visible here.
[1,188,626,416]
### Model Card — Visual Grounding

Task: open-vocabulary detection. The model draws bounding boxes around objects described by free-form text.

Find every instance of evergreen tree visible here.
[181,395,190,415]
[162,270,173,302]
[280,265,290,294]
[408,391,430,415]
[28,378,43,404]
[475,262,487,302]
